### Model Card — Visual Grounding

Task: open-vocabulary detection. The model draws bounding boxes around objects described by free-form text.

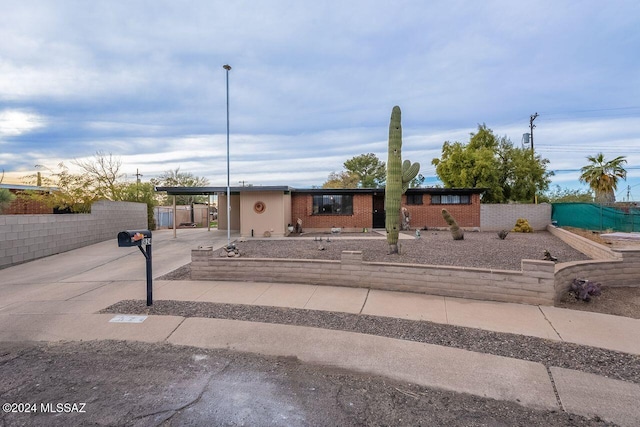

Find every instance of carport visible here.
[154,186,292,238]
[154,186,226,238]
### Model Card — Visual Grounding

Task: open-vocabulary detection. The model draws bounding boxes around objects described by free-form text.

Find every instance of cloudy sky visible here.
[1,0,640,199]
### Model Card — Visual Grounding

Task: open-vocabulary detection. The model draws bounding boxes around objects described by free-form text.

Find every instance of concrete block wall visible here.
[547,225,620,260]
[548,224,640,303]
[191,249,556,305]
[481,204,551,231]
[0,201,146,268]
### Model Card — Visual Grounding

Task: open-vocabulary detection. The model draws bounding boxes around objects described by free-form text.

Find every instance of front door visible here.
[372,193,385,228]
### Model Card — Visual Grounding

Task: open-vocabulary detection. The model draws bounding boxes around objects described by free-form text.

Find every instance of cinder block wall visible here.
[481,204,551,231]
[0,201,146,268]
[549,225,640,303]
[192,249,556,305]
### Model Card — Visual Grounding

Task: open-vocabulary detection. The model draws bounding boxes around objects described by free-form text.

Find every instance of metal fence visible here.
[551,202,640,232]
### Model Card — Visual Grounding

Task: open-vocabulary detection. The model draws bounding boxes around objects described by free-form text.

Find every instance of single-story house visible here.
[155,186,485,237]
[0,183,54,215]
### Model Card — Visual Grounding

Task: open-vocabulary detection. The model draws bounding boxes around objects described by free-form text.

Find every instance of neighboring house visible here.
[156,186,484,237]
[0,183,53,215]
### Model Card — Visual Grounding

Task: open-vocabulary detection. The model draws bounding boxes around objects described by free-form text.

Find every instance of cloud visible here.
[0,109,46,138]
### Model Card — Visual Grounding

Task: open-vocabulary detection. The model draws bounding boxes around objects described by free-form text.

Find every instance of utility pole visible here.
[529,112,538,204]
[135,168,143,202]
[529,112,538,157]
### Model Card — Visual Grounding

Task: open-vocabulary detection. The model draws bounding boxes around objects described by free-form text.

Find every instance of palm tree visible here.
[579,153,627,203]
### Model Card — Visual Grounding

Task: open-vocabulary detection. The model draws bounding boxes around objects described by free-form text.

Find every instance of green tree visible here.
[23,163,98,213]
[343,153,386,188]
[151,167,210,205]
[579,153,627,204]
[116,181,159,229]
[322,171,360,189]
[543,185,594,203]
[0,170,16,213]
[432,124,553,203]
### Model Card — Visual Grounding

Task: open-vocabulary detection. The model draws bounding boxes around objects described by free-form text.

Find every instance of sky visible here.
[1,0,640,200]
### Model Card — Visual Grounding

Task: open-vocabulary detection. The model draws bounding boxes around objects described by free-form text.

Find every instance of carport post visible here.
[172,195,177,238]
[207,194,211,231]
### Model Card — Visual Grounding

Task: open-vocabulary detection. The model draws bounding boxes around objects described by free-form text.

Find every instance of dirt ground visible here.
[0,341,612,427]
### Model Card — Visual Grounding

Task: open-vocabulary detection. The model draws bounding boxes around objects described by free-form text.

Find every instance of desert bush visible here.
[570,278,602,302]
[512,218,533,233]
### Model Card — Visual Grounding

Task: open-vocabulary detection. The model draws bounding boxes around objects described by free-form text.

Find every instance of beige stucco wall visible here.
[239,191,290,237]
[217,194,240,231]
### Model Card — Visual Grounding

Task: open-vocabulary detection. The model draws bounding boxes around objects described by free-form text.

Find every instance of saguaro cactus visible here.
[385,106,420,254]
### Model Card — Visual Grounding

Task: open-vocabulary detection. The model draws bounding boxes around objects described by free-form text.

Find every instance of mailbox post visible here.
[117,230,153,306]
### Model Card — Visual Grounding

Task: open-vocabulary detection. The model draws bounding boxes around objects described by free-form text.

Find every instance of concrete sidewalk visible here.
[1,228,639,426]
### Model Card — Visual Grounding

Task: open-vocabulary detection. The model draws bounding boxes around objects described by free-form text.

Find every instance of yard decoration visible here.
[543,249,558,262]
[441,208,464,240]
[385,106,420,254]
[512,218,533,233]
[497,230,509,240]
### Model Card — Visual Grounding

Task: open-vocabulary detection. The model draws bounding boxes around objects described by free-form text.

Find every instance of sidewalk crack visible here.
[165,317,187,342]
[358,289,371,315]
[546,366,565,411]
[538,306,563,340]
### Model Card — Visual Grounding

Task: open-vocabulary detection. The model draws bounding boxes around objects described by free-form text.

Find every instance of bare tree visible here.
[73,151,125,200]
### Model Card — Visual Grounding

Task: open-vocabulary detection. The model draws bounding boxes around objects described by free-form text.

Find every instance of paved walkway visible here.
[0,228,639,426]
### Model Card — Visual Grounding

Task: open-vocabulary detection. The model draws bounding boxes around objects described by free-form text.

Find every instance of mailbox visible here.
[117,229,153,306]
[117,229,152,247]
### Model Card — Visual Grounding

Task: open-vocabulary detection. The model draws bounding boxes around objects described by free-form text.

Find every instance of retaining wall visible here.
[193,225,640,306]
[192,249,556,305]
[0,201,147,268]
[481,204,551,231]
[548,225,640,303]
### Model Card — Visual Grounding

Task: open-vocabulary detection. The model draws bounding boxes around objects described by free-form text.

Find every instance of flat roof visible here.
[155,186,293,195]
[0,183,56,192]
[155,186,486,195]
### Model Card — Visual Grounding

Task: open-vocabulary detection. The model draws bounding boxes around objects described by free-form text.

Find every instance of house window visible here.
[312,194,353,215]
[431,194,471,205]
[406,194,423,205]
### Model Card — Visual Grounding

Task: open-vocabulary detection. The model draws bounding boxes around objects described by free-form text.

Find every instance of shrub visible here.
[512,218,533,233]
[570,278,602,302]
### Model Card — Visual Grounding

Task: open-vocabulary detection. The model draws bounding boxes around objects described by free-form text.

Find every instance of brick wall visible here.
[3,192,52,215]
[292,193,482,232]
[404,193,481,229]
[192,249,556,305]
[0,201,146,268]
[291,193,373,231]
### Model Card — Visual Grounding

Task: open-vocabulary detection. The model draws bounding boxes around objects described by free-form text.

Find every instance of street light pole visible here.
[223,64,232,246]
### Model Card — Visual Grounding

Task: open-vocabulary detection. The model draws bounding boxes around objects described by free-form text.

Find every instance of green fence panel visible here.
[551,203,638,232]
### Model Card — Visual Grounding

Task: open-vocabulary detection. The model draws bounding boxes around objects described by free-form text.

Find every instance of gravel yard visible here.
[233,230,591,271]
